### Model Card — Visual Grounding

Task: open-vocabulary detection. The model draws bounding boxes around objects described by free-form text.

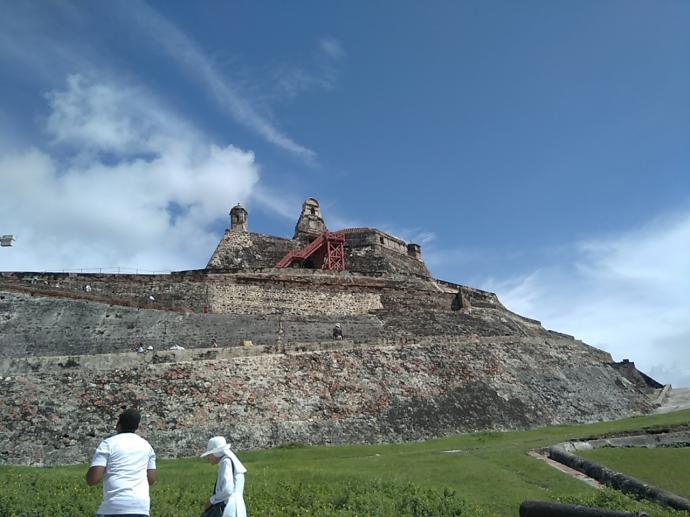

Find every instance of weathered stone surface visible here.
[0,336,652,466]
[0,271,534,357]
[293,198,327,241]
[207,232,300,271]
[209,282,383,316]
[343,236,432,278]
[0,198,661,466]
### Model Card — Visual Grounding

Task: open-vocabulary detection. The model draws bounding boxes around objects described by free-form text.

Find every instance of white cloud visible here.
[0,75,259,273]
[482,212,690,388]
[45,75,184,155]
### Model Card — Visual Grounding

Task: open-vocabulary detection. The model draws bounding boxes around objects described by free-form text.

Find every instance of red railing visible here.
[275,232,346,271]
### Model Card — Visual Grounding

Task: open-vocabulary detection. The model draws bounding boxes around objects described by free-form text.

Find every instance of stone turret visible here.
[230,203,248,232]
[293,198,327,241]
[407,243,422,261]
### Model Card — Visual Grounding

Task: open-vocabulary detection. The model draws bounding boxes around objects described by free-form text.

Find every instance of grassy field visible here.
[579,447,690,500]
[1,410,689,516]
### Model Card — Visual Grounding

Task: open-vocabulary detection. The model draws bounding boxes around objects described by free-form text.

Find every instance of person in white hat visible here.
[200,436,247,517]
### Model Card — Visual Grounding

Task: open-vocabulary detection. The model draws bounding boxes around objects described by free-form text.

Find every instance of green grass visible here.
[579,447,690,499]
[1,410,689,516]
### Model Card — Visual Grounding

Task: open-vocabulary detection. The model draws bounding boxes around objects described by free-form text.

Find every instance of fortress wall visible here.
[0,336,647,466]
[209,282,383,316]
[0,271,542,358]
[343,229,408,254]
[0,334,614,376]
[0,271,210,311]
[0,290,385,357]
[207,232,300,270]
[345,245,431,278]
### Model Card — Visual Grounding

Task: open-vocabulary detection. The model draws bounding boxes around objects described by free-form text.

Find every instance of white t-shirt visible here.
[90,432,156,515]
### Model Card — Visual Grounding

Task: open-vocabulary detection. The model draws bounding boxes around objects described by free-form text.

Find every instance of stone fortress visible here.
[0,198,662,465]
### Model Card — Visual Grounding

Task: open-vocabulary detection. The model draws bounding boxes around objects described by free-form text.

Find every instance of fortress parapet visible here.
[207,198,430,277]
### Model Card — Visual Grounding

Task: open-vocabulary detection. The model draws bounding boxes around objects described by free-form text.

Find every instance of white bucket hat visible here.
[200,436,230,457]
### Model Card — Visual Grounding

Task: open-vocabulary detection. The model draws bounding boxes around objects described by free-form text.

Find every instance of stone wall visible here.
[0,269,546,358]
[206,232,300,271]
[342,228,408,255]
[0,266,659,467]
[345,243,431,278]
[0,335,652,466]
[0,290,388,356]
[209,282,383,316]
[0,271,210,311]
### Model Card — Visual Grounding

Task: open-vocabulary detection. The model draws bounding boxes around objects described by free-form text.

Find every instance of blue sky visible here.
[1,1,688,386]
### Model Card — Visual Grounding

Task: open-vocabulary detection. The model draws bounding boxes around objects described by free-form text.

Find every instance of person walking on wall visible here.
[333,323,343,340]
[200,436,247,517]
[86,408,157,517]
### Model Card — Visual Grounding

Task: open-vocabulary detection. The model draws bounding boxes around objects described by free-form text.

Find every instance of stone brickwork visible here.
[344,242,431,278]
[0,271,210,311]
[341,228,408,255]
[0,290,388,356]
[294,198,327,241]
[0,335,652,466]
[207,232,300,271]
[209,283,383,316]
[0,269,545,358]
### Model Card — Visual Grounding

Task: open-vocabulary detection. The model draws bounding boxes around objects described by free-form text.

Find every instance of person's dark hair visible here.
[117,408,141,432]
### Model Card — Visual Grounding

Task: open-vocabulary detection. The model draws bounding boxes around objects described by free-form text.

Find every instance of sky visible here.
[0,1,688,386]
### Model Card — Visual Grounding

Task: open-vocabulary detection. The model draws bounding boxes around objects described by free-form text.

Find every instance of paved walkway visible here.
[532,388,690,490]
[656,387,690,414]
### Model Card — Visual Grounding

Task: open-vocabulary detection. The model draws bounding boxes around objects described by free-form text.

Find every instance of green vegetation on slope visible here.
[1,410,689,517]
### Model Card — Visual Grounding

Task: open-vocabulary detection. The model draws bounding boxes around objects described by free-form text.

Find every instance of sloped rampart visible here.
[0,336,652,466]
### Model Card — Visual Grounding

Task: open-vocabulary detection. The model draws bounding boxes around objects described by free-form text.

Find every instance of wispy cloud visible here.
[0,1,315,161]
[272,36,346,99]
[123,1,316,162]
[481,211,690,387]
[0,3,92,84]
[319,37,346,60]
[0,75,259,272]
[377,226,437,246]
[424,246,484,270]
[252,186,304,222]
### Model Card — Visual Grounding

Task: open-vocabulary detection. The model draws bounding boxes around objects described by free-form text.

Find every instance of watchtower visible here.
[293,198,327,241]
[407,243,422,260]
[230,203,248,232]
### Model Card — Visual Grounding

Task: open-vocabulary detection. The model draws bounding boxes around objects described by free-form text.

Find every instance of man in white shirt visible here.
[86,408,157,517]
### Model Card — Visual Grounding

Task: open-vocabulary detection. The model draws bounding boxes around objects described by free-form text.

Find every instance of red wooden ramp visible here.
[276,232,346,271]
